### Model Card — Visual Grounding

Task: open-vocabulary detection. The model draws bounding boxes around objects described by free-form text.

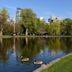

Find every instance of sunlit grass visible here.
[0,35,72,38]
[42,54,72,72]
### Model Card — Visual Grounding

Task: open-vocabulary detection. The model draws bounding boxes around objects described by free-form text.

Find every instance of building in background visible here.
[48,16,61,23]
[40,17,44,21]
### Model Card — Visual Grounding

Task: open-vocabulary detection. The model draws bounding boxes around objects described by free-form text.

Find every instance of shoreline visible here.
[33,53,72,72]
[0,35,72,38]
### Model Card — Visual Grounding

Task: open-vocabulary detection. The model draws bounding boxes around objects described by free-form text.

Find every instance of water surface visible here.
[0,37,72,72]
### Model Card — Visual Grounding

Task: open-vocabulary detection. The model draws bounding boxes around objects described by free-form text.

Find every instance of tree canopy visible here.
[0,8,72,36]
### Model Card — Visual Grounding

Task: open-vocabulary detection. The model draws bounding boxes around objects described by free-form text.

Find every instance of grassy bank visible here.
[15,35,72,38]
[0,35,13,38]
[0,35,72,38]
[42,54,72,72]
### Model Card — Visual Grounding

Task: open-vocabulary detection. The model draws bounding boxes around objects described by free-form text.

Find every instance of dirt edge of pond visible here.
[33,53,72,72]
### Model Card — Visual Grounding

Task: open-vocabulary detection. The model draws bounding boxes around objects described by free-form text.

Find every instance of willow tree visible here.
[20,8,37,35]
[48,21,61,35]
[61,18,72,35]
[36,18,46,34]
[0,8,9,36]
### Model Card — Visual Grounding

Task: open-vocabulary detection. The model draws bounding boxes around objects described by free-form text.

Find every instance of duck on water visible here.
[34,60,43,64]
[20,56,43,64]
[20,56,29,62]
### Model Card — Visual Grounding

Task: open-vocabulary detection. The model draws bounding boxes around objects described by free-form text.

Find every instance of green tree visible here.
[0,8,9,35]
[36,18,46,35]
[3,21,13,35]
[61,18,72,35]
[48,21,61,35]
[20,8,37,35]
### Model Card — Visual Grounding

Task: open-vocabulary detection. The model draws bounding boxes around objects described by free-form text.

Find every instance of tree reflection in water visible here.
[0,37,72,63]
[0,38,13,63]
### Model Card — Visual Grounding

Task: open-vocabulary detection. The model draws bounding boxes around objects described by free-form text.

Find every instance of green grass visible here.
[14,35,72,38]
[42,54,72,72]
[0,35,13,38]
[0,35,72,38]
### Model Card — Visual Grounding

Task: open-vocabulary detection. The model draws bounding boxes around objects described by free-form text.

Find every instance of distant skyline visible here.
[0,0,72,21]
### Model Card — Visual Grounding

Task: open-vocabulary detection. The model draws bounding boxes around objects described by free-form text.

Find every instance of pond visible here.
[0,37,72,72]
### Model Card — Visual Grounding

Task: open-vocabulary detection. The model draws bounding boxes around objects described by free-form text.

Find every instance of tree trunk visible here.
[0,25,3,36]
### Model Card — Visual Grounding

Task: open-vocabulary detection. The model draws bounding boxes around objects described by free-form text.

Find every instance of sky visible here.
[0,0,72,21]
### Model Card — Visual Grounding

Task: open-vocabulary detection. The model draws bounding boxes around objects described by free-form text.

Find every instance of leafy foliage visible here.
[0,8,72,36]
